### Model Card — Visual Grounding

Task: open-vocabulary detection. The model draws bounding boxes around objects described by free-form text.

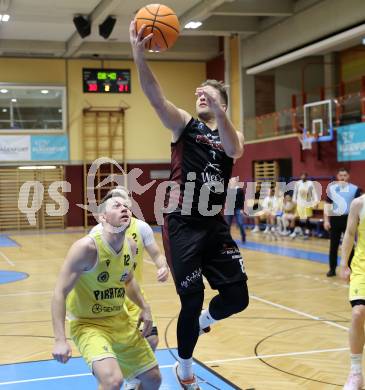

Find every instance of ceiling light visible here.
[11,98,17,102]
[0,14,10,22]
[0,89,8,93]
[2,109,7,113]
[362,37,365,45]
[18,166,57,170]
[184,21,202,29]
[41,89,49,94]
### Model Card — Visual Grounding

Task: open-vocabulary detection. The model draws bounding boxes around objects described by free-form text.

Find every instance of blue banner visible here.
[31,135,69,161]
[337,122,365,162]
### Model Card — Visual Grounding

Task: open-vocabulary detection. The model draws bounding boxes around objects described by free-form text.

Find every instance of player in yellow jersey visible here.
[51,192,161,390]
[90,187,169,389]
[340,194,365,390]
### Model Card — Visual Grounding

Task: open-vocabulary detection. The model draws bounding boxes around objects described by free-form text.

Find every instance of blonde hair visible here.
[99,186,132,212]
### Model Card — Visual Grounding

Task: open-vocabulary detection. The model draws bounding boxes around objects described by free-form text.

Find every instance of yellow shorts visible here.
[296,206,313,219]
[69,311,157,380]
[349,260,365,301]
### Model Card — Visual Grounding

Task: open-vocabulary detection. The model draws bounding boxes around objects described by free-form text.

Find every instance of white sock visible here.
[178,357,193,380]
[199,309,217,330]
[351,353,363,374]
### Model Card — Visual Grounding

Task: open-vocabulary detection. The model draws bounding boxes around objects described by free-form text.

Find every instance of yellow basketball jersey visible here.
[66,231,135,319]
[353,198,365,267]
[127,218,144,284]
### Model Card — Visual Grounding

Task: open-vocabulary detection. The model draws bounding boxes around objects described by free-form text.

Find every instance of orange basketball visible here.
[135,4,180,52]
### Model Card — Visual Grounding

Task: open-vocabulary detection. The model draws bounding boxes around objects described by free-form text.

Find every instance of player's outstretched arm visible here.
[125,272,153,337]
[145,241,169,282]
[129,20,191,138]
[140,221,169,282]
[51,237,96,363]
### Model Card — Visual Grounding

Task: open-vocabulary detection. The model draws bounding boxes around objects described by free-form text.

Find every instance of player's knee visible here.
[147,335,159,351]
[235,293,249,313]
[142,367,162,389]
[180,290,204,317]
[229,292,249,314]
[220,282,249,314]
[352,305,365,323]
[101,374,123,390]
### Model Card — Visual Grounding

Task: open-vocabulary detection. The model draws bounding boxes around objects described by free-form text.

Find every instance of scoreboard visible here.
[82,68,131,93]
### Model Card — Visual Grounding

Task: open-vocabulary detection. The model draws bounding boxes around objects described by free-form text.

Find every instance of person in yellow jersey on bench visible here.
[90,186,169,389]
[51,191,162,390]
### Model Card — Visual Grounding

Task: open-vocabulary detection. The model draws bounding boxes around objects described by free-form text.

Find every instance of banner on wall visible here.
[0,134,69,162]
[31,135,69,161]
[0,135,31,161]
[337,122,365,162]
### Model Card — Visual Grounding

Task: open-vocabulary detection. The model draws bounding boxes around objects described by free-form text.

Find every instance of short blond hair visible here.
[99,186,132,212]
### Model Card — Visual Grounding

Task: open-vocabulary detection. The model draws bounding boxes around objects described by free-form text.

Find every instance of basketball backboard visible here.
[303,99,334,143]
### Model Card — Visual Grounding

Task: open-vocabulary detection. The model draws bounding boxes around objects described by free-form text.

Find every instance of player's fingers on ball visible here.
[142,33,153,45]
[137,24,146,41]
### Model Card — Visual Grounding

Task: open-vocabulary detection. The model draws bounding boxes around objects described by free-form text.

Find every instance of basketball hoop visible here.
[298,133,314,150]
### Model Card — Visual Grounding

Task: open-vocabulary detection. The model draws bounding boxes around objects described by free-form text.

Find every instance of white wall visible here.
[241,0,365,68]
[275,56,324,111]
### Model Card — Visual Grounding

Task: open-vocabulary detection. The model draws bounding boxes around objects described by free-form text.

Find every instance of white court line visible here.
[295,273,348,289]
[251,294,349,331]
[0,251,15,266]
[0,347,350,386]
[0,373,92,386]
[0,364,177,386]
[0,291,52,298]
[204,346,349,364]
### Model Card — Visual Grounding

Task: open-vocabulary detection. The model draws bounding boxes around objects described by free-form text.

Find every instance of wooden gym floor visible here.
[0,227,355,389]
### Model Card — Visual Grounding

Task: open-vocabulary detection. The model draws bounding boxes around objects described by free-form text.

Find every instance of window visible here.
[0,86,66,133]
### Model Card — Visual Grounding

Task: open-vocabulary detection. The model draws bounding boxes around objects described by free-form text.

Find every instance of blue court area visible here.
[154,224,333,265]
[238,240,335,264]
[0,349,240,389]
[0,271,28,285]
[0,235,19,247]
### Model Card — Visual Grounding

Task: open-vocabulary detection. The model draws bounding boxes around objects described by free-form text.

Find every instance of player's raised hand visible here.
[195,87,223,114]
[129,21,153,57]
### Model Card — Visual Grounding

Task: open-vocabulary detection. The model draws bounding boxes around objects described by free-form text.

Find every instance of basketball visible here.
[134,4,180,52]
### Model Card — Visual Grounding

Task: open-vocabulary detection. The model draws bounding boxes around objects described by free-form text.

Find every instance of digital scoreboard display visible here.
[82,68,131,93]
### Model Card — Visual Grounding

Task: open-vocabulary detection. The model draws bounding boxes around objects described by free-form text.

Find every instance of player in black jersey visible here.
[130,21,249,390]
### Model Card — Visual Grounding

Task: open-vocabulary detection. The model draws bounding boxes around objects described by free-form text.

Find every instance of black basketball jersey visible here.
[166,117,234,215]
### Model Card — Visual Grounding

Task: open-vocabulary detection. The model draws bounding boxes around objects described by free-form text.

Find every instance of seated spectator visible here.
[253,187,281,234]
[278,194,296,236]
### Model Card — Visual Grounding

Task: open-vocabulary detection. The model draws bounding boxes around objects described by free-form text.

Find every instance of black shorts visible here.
[162,213,247,295]
[350,299,365,308]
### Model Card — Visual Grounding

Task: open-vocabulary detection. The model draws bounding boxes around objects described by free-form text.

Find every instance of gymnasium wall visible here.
[233,136,365,192]
[0,57,205,162]
[67,59,205,162]
[241,0,365,68]
[275,57,325,110]
[0,57,206,226]
[339,45,365,83]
